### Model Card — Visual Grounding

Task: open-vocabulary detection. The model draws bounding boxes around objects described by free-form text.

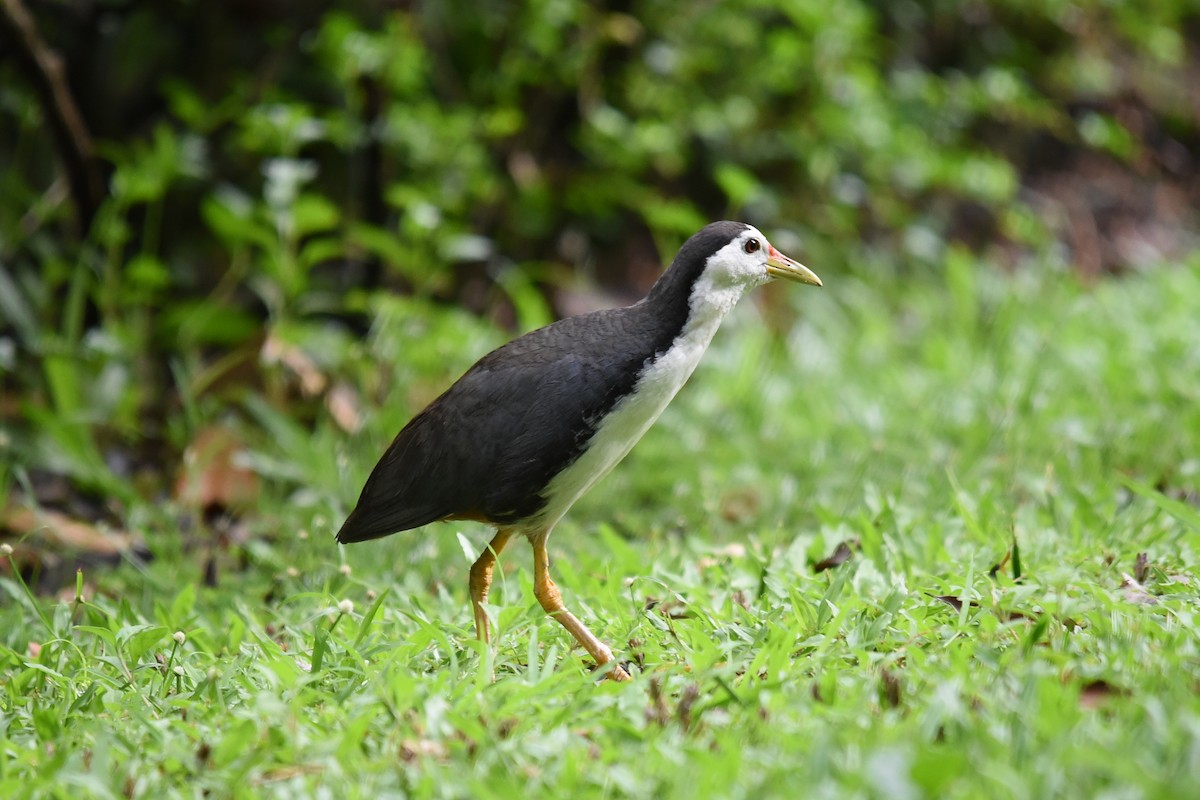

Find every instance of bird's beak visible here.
[766,245,822,287]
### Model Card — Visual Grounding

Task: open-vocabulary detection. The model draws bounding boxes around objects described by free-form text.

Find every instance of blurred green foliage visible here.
[0,0,1197,502]
[1,6,1199,792]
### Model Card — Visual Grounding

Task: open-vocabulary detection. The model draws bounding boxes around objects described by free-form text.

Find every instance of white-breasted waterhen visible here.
[336,221,821,681]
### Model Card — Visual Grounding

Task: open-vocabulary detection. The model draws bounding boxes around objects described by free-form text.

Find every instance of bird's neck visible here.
[645,266,756,355]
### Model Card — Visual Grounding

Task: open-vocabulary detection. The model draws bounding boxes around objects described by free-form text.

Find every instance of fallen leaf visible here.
[676,683,700,731]
[626,637,646,668]
[326,382,362,433]
[1119,573,1158,605]
[645,676,669,726]
[1079,679,1127,709]
[1133,551,1150,584]
[174,425,259,512]
[720,488,761,523]
[399,739,448,762]
[813,540,855,573]
[880,668,902,708]
[261,332,326,396]
[927,594,980,612]
[254,764,325,783]
[2,501,140,557]
[715,543,746,559]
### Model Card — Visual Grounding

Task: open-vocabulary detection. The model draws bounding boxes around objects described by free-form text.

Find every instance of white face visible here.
[702,225,775,290]
[702,225,821,291]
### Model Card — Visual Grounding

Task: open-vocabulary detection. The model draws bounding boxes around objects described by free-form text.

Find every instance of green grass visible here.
[4,256,1200,798]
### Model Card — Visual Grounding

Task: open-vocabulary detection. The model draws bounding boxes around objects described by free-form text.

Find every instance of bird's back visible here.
[336,301,680,543]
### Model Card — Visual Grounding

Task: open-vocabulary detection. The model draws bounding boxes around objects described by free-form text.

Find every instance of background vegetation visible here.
[1,1,1198,797]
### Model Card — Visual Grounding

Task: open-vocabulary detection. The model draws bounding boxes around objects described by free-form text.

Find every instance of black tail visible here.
[334,493,447,543]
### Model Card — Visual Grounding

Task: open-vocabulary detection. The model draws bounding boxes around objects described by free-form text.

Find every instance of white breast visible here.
[523,273,745,533]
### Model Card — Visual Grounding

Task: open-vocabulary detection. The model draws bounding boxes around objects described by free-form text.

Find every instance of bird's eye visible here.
[744,238,761,254]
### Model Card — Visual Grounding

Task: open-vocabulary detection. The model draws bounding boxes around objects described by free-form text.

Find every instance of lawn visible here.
[3,255,1199,798]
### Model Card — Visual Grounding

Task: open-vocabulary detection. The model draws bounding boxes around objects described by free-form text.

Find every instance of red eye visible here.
[744,239,761,254]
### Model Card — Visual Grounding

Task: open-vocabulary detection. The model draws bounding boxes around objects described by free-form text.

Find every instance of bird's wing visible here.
[336,312,653,543]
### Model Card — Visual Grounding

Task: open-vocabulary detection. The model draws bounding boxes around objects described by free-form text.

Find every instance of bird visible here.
[336,221,821,681]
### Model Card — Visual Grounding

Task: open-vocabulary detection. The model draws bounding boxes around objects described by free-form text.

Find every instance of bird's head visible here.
[652,221,821,319]
[708,222,822,290]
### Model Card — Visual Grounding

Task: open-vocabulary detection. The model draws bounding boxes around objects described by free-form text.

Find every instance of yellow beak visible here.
[766,246,822,287]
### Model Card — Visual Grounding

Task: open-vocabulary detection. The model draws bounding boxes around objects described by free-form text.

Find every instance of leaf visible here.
[456,532,477,563]
[1119,573,1157,605]
[813,541,854,573]
[261,330,327,396]
[927,594,979,613]
[880,668,902,708]
[297,236,346,271]
[291,194,340,237]
[353,587,391,647]
[0,263,39,345]
[125,254,171,295]
[1079,679,1127,709]
[117,624,168,663]
[161,301,262,347]
[311,628,328,672]
[170,583,198,623]
[2,501,141,557]
[714,162,761,208]
[202,191,274,249]
[1133,552,1150,584]
[174,425,260,511]
[75,625,118,648]
[326,383,363,433]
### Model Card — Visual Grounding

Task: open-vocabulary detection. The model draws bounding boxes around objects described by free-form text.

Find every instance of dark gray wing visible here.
[335,307,664,542]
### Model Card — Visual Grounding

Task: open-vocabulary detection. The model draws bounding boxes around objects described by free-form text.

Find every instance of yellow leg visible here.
[469,528,515,645]
[531,531,631,682]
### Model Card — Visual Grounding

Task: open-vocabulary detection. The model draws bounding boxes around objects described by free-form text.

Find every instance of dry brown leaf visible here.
[400,739,449,762]
[720,488,761,523]
[880,668,902,708]
[1079,679,1127,709]
[326,382,363,433]
[1119,573,1158,605]
[261,333,326,396]
[676,683,700,731]
[174,424,259,511]
[254,765,325,784]
[2,501,139,556]
[814,540,855,573]
[715,543,746,558]
[928,594,980,612]
[1133,551,1150,584]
